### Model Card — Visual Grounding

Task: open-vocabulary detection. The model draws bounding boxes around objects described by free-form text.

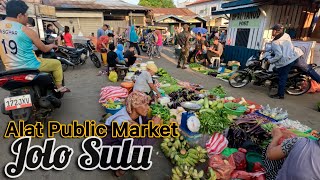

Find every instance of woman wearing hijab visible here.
[103,91,161,177]
[129,26,141,55]
[116,44,126,65]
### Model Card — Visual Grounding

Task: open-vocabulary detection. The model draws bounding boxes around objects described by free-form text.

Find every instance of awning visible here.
[221,0,256,8]
[212,6,259,15]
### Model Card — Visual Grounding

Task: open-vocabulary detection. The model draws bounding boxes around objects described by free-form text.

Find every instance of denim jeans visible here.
[277,61,296,97]
[156,45,163,57]
[308,67,320,83]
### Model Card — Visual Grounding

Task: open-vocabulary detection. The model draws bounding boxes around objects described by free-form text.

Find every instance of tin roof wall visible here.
[151,8,196,16]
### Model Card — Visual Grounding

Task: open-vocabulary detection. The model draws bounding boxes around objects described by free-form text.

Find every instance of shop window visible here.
[235,28,250,47]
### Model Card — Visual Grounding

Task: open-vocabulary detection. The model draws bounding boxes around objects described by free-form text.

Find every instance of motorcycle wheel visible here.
[62,63,68,72]
[286,78,311,96]
[141,45,147,52]
[228,71,251,88]
[90,54,101,68]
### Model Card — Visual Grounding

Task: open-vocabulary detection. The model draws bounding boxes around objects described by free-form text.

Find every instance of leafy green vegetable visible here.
[209,85,226,95]
[161,85,182,94]
[188,63,202,68]
[261,123,276,132]
[159,75,177,85]
[199,110,231,134]
[150,104,171,124]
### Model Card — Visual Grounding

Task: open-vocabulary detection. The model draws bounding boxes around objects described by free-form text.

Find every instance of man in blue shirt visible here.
[97,24,108,39]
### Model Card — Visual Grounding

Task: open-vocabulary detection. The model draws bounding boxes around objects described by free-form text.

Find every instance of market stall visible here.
[99,62,320,179]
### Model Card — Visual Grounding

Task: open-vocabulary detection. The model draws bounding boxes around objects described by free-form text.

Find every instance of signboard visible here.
[230,11,261,28]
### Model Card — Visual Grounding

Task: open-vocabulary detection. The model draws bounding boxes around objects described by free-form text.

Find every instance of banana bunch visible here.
[172,165,204,180]
[161,135,208,167]
[207,167,217,180]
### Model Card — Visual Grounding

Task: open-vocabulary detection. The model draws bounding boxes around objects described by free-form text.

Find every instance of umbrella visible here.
[192,27,208,34]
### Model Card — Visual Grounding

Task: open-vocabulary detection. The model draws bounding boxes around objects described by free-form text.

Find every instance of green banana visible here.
[172,174,180,180]
[199,159,206,163]
[198,170,204,178]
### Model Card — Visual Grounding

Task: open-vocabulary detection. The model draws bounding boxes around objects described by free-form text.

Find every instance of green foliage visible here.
[138,0,175,8]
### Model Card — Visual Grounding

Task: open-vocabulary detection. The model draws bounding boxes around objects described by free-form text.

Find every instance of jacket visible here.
[116,44,125,62]
[269,33,303,68]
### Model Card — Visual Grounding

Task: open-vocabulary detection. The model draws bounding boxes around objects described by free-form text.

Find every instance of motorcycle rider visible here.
[0,0,70,93]
[267,24,303,99]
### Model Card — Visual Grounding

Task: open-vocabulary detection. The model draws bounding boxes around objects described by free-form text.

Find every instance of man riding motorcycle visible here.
[0,0,70,93]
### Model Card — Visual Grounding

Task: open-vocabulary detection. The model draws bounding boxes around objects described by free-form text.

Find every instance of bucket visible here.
[218,63,226,73]
[246,152,262,172]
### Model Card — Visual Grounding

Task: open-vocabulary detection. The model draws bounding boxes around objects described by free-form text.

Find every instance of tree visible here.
[139,0,175,8]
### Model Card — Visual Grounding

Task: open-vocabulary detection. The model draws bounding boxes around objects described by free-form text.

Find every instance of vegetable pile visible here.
[150,104,171,124]
[209,85,226,96]
[159,75,178,85]
[199,109,231,134]
[168,89,202,109]
[188,63,202,68]
[161,134,207,167]
[102,100,123,109]
[162,85,182,94]
[157,68,169,77]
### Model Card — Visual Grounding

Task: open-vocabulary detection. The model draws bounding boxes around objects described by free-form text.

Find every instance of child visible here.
[116,44,126,65]
[107,43,118,68]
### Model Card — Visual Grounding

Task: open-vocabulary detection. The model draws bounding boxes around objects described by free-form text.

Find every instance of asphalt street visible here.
[0,47,319,180]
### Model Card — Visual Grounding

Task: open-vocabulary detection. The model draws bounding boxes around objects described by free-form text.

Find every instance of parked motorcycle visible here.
[163,36,174,46]
[0,68,65,122]
[55,46,88,71]
[228,52,312,96]
[74,40,101,68]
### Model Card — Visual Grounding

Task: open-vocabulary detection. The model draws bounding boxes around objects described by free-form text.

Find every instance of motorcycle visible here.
[139,38,148,53]
[0,68,65,122]
[74,40,101,68]
[163,36,174,46]
[54,45,88,71]
[228,51,312,96]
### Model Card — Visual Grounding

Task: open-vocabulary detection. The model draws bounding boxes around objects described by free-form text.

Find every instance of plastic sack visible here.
[206,133,228,157]
[208,154,236,180]
[233,148,247,170]
[308,80,320,93]
[108,71,118,82]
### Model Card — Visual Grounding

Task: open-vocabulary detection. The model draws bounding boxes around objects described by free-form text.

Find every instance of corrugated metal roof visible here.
[152,8,196,16]
[181,15,207,22]
[155,15,186,22]
[42,0,148,11]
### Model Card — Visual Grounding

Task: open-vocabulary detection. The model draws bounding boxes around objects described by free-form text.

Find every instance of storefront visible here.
[213,0,320,68]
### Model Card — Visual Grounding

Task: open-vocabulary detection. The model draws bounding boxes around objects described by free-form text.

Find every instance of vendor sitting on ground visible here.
[262,127,320,180]
[133,63,161,99]
[103,91,161,177]
[207,36,223,66]
[124,45,148,67]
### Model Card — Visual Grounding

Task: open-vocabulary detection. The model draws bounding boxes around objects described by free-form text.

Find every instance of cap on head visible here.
[183,24,189,29]
[271,24,284,31]
[146,63,158,73]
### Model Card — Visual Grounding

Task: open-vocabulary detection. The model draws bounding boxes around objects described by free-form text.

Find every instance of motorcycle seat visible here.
[0,68,39,77]
[62,46,85,53]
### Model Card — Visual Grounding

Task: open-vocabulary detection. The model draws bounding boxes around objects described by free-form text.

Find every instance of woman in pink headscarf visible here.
[155,30,163,58]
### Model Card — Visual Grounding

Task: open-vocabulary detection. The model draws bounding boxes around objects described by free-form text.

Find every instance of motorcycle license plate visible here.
[4,95,32,111]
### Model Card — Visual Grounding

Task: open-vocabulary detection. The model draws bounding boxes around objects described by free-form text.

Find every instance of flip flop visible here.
[114,170,126,177]
[55,87,71,93]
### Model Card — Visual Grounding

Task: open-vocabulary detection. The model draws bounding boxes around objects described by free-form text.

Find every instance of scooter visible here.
[74,40,101,68]
[0,68,65,122]
[54,46,88,71]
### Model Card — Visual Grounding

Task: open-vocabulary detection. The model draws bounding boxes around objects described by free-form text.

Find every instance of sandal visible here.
[114,170,126,177]
[55,86,71,93]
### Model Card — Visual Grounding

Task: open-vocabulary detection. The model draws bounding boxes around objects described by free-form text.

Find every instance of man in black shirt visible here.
[124,45,148,67]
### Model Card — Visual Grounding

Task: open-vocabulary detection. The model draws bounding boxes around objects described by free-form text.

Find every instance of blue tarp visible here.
[212,6,259,15]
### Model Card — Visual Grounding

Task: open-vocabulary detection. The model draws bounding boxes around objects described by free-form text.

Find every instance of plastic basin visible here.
[105,106,124,115]
[224,102,247,116]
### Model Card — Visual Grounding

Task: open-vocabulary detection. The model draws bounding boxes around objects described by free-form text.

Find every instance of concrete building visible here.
[186,0,229,31]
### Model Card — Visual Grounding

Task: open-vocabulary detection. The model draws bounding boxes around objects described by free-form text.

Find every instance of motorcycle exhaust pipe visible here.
[56,57,75,66]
